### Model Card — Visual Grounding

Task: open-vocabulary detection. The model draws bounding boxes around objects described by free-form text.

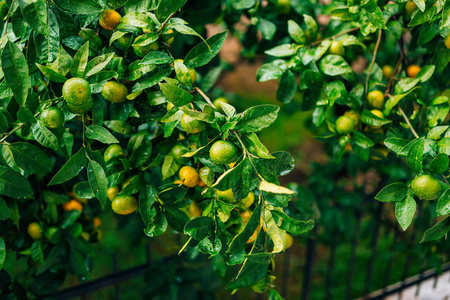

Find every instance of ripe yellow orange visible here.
[407,65,421,78]
[63,199,83,212]
[240,210,251,223]
[93,217,101,229]
[189,201,202,217]
[179,166,200,188]
[99,9,121,30]
[367,90,385,110]
[285,233,293,249]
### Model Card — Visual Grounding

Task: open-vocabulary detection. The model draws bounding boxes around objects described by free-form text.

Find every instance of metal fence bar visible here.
[281,247,291,298]
[345,209,363,300]
[113,254,120,300]
[364,202,384,297]
[301,225,318,300]
[324,228,338,300]
[383,227,399,292]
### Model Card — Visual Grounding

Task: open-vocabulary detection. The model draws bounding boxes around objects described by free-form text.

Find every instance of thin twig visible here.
[385,37,405,97]
[398,107,419,139]
[311,27,360,46]
[364,29,383,108]
[195,87,215,108]
[0,111,40,143]
[157,12,176,34]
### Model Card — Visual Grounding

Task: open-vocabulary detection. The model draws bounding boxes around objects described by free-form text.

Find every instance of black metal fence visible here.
[45,194,449,300]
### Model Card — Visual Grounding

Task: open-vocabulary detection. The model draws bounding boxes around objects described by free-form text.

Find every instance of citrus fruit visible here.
[179,166,200,188]
[209,140,238,164]
[45,227,59,243]
[344,110,360,129]
[180,114,206,134]
[405,0,417,15]
[276,0,291,14]
[104,144,124,163]
[382,65,393,79]
[367,90,385,110]
[99,9,121,30]
[27,222,43,240]
[216,189,236,203]
[101,81,128,103]
[134,41,159,57]
[285,233,293,249]
[411,175,441,200]
[247,226,260,243]
[117,34,132,50]
[335,116,355,135]
[328,41,345,56]
[111,195,138,215]
[107,186,120,201]
[41,107,64,129]
[197,179,206,187]
[238,192,255,209]
[63,199,83,212]
[69,191,87,204]
[189,201,202,217]
[213,97,228,112]
[171,144,189,164]
[93,217,101,229]
[369,109,384,129]
[445,35,450,49]
[407,65,421,78]
[81,232,90,241]
[240,210,251,223]
[62,78,93,114]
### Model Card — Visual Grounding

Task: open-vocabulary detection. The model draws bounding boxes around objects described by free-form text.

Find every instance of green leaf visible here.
[228,203,261,257]
[32,121,60,151]
[287,20,305,44]
[70,42,90,78]
[237,105,280,133]
[74,181,95,199]
[132,32,159,47]
[265,44,298,57]
[132,67,172,92]
[427,126,448,140]
[162,153,180,180]
[8,142,52,175]
[0,165,33,198]
[53,0,104,14]
[48,148,88,186]
[395,195,416,231]
[319,55,352,76]
[165,206,189,233]
[0,198,11,221]
[412,0,425,12]
[156,0,188,18]
[260,180,295,195]
[144,211,168,237]
[18,0,49,36]
[406,137,424,173]
[87,160,108,208]
[429,153,449,174]
[257,61,284,82]
[0,237,4,271]
[34,10,59,63]
[276,70,297,104]
[86,125,119,144]
[417,65,435,82]
[437,189,450,216]
[184,31,227,68]
[258,18,276,40]
[245,132,274,159]
[184,216,214,240]
[361,110,391,127]
[2,40,30,106]
[139,185,157,224]
[232,0,256,9]
[420,216,450,243]
[140,51,174,65]
[104,120,134,135]
[383,87,419,116]
[159,83,194,107]
[268,289,285,300]
[271,210,314,235]
[36,64,67,83]
[375,182,408,202]
[384,138,410,155]
[85,53,115,77]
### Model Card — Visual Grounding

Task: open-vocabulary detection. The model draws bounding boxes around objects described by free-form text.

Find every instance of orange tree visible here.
[0,0,314,298]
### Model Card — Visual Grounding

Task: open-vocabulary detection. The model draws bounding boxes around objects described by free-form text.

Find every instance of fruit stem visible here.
[398,107,419,139]
[310,27,359,46]
[364,29,382,108]
[195,87,216,108]
[157,12,176,34]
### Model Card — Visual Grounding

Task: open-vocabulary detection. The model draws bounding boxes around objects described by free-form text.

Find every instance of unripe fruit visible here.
[407,65,421,78]
[180,114,206,134]
[328,41,345,56]
[179,166,200,188]
[344,110,361,129]
[107,187,120,201]
[213,97,228,112]
[285,233,293,249]
[445,35,450,49]
[111,195,138,215]
[369,110,384,129]
[336,116,355,135]
[411,175,441,200]
[276,0,291,14]
[171,144,189,164]
[134,41,159,57]
[382,65,393,79]
[99,9,121,30]
[367,90,385,110]
[27,222,43,240]
[62,78,93,114]
[209,140,238,164]
[101,82,128,103]
[189,201,202,217]
[117,34,132,50]
[104,144,124,163]
[41,107,64,128]
[405,0,417,15]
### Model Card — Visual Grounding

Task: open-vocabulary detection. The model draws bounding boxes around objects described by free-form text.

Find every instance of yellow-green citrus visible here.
[335,116,355,135]
[27,222,43,240]
[213,97,228,111]
[111,195,138,215]
[369,109,384,129]
[171,144,189,164]
[238,192,255,209]
[216,189,236,203]
[276,0,291,14]
[179,166,200,188]
[209,140,237,164]
[107,186,120,201]
[41,107,64,128]
[180,114,206,134]
[62,78,93,114]
[445,35,450,49]
[285,233,293,249]
[328,41,345,56]
[344,110,360,129]
[405,0,417,15]
[134,41,159,57]
[367,90,385,110]
[382,65,393,79]
[101,81,128,103]
[411,175,441,200]
[99,9,121,30]
[104,144,124,163]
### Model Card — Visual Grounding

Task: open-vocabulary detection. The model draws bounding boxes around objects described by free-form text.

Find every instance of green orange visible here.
[180,114,206,134]
[62,78,93,114]
[411,175,441,200]
[41,107,64,128]
[27,222,43,240]
[336,116,355,135]
[101,81,128,103]
[104,144,124,163]
[209,140,238,164]
[111,195,138,215]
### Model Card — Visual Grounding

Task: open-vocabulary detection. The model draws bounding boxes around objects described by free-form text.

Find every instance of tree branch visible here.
[364,29,382,107]
[398,107,419,139]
